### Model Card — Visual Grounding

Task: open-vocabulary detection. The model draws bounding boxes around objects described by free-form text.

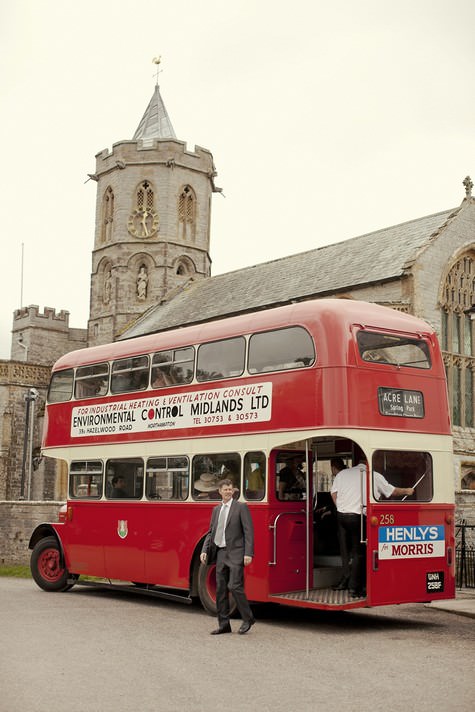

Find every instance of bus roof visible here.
[53,298,436,371]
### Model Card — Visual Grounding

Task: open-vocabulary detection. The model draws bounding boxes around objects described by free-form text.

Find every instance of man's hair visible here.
[112,476,123,486]
[218,478,233,488]
[330,457,345,471]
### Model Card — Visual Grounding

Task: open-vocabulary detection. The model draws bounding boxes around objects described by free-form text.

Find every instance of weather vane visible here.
[152,56,162,85]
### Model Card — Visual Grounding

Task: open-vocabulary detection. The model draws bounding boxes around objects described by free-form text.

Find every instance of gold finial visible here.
[463,175,473,198]
[152,56,162,85]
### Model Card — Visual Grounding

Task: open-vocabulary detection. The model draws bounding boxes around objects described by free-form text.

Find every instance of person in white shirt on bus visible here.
[331,460,414,597]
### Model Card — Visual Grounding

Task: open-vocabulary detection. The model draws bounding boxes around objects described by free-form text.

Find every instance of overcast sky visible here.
[1,0,474,359]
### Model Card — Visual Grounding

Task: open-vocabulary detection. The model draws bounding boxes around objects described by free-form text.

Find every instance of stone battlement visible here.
[13,305,70,328]
[95,138,215,175]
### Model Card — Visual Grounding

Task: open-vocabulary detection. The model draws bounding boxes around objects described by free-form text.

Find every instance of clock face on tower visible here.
[128,208,160,238]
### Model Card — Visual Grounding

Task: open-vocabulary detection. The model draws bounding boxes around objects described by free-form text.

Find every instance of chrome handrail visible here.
[268,510,305,565]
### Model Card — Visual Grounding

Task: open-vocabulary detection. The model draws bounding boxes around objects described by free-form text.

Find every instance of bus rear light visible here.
[370,516,379,526]
[67,506,73,522]
[445,514,453,525]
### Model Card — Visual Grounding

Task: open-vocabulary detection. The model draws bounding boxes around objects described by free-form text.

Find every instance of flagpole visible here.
[20,242,24,307]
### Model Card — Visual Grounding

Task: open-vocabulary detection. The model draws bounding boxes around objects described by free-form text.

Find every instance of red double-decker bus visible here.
[29,298,455,612]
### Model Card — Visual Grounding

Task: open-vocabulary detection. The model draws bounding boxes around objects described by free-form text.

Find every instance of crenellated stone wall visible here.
[11,305,87,366]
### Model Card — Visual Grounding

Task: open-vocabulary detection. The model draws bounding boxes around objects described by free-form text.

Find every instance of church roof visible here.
[120,206,459,340]
[133,85,176,141]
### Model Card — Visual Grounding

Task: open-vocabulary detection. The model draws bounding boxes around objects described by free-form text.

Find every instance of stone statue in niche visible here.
[103,269,112,304]
[137,265,148,300]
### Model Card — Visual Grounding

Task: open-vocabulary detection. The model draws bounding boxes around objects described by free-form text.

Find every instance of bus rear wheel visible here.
[30,536,76,592]
[197,563,237,617]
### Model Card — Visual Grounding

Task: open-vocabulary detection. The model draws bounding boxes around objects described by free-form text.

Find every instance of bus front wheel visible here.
[197,563,237,617]
[30,536,76,592]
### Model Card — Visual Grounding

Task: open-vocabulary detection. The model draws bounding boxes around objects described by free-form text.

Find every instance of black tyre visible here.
[197,562,237,616]
[30,536,76,592]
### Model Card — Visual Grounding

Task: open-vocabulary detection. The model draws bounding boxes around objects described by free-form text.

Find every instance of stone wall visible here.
[0,361,54,500]
[0,501,64,566]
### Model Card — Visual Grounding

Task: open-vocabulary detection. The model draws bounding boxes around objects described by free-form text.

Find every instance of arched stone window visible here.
[178,185,196,241]
[440,253,475,427]
[174,256,195,278]
[101,187,114,243]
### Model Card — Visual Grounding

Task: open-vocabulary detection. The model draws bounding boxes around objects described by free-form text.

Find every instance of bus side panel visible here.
[366,504,455,605]
[60,503,106,577]
[101,502,145,581]
[143,503,212,588]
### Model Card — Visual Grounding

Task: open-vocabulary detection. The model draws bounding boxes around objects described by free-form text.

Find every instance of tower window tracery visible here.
[178,185,196,241]
[440,253,475,428]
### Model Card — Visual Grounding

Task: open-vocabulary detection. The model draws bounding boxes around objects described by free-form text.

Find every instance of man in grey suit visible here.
[200,478,255,635]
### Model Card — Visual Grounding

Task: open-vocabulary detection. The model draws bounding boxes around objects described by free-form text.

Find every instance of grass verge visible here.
[0,565,31,578]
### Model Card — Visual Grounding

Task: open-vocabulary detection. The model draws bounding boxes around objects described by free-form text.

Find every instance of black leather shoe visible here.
[349,589,362,598]
[210,624,232,635]
[238,618,255,635]
[332,577,349,591]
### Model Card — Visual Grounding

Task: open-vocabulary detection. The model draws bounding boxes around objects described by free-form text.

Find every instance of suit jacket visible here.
[201,499,254,565]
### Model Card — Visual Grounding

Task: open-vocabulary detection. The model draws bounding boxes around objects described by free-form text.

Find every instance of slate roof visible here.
[120,206,459,340]
[133,85,176,142]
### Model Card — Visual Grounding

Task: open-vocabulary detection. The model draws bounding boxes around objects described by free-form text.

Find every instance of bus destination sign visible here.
[70,382,273,438]
[378,387,424,418]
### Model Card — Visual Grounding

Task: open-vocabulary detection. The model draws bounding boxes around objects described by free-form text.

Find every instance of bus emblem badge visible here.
[117,520,128,539]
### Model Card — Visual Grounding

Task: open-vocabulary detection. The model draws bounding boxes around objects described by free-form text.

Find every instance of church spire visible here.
[133,57,176,141]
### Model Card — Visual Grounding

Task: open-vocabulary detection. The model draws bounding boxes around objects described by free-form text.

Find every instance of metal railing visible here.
[455,521,475,588]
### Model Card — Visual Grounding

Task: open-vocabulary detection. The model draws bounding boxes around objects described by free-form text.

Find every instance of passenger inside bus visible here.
[75,377,107,399]
[314,457,343,558]
[110,476,128,498]
[246,464,264,500]
[151,368,174,388]
[222,460,240,498]
[277,456,306,500]
[193,472,220,500]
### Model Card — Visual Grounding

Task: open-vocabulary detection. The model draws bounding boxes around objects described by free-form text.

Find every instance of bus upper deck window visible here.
[196,338,245,382]
[75,363,109,399]
[357,331,431,369]
[48,369,74,403]
[248,326,315,374]
[111,356,149,394]
[151,347,194,388]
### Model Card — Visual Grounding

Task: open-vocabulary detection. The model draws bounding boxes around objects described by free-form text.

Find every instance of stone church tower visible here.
[87,80,220,347]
